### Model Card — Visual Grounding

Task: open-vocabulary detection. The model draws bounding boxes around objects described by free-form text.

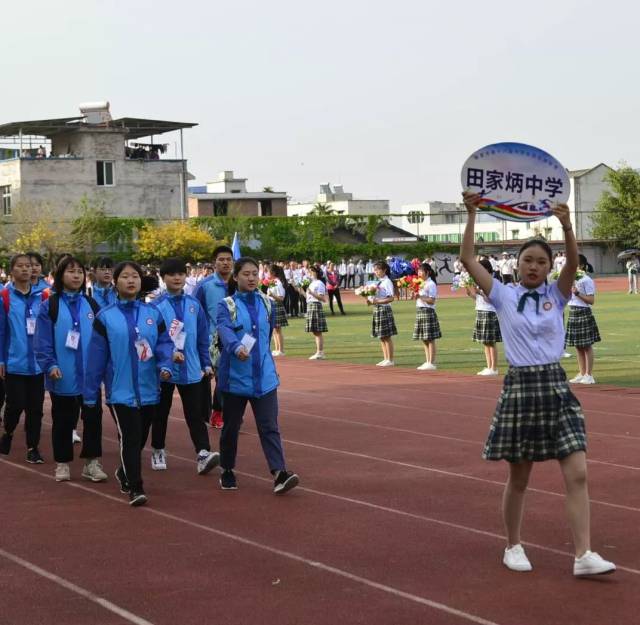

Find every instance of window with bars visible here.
[1,185,10,216]
[96,161,115,186]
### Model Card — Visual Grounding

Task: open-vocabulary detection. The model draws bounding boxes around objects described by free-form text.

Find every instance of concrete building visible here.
[0,102,196,222]
[287,183,389,216]
[188,171,287,217]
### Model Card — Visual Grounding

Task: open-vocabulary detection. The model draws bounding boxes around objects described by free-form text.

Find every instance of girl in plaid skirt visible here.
[368,261,397,367]
[412,264,441,371]
[566,255,600,385]
[267,264,288,357]
[460,191,615,577]
[305,265,328,360]
[466,258,501,376]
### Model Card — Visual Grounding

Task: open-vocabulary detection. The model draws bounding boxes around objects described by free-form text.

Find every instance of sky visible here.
[2,0,639,208]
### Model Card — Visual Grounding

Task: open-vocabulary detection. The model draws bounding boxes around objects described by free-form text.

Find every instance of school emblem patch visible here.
[189,305,195,314]
[543,301,552,311]
[87,312,94,320]
[146,318,154,325]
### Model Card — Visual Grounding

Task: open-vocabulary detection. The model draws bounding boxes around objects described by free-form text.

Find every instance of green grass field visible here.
[278,292,640,387]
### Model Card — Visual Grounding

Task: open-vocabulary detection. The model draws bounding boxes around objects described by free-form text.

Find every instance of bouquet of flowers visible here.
[355,284,378,298]
[409,276,424,293]
[262,277,277,288]
[450,274,461,292]
[550,269,585,282]
[459,274,476,289]
[299,277,311,290]
[396,276,412,289]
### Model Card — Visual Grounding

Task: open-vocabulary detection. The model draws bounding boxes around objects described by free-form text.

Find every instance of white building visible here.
[0,102,196,222]
[287,183,389,216]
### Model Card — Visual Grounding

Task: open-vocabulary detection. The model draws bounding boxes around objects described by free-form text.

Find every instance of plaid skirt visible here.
[473,310,502,344]
[372,304,397,338]
[274,301,288,328]
[305,301,328,333]
[565,306,600,347]
[412,307,442,341]
[483,363,587,462]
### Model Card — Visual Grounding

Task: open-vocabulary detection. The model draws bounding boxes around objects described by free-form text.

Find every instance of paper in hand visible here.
[240,333,256,353]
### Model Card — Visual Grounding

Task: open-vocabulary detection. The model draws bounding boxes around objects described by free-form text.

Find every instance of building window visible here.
[511,229,519,239]
[544,227,553,239]
[1,185,11,216]
[213,200,228,217]
[259,199,272,217]
[445,213,458,224]
[96,160,115,186]
[407,210,424,224]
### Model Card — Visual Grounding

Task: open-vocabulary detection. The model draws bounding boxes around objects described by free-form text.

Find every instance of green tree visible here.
[136,221,218,262]
[592,165,640,247]
[309,202,343,215]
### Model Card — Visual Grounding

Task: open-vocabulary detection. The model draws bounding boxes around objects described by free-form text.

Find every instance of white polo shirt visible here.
[569,275,595,308]
[417,279,437,309]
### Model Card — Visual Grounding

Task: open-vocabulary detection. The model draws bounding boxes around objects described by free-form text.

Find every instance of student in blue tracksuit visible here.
[0,254,48,463]
[28,252,50,296]
[84,261,174,507]
[151,257,219,475]
[216,256,299,494]
[194,245,234,429]
[34,256,107,483]
[88,256,117,309]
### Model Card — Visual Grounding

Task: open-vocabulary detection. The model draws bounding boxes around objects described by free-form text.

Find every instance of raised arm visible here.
[553,204,578,299]
[460,192,494,295]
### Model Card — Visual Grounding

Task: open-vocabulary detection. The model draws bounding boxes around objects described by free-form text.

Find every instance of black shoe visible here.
[128,489,148,507]
[273,470,299,495]
[219,469,238,490]
[26,448,44,464]
[115,466,130,494]
[0,433,12,455]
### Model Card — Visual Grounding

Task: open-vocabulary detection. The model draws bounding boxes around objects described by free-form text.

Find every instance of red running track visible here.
[1,359,638,625]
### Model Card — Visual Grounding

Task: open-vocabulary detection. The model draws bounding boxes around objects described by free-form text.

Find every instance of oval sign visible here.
[461,142,570,222]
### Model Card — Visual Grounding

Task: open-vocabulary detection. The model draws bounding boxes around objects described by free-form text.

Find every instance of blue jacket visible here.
[84,300,173,407]
[152,292,210,385]
[216,291,278,398]
[194,273,229,337]
[34,292,96,395]
[0,284,47,375]
[31,277,50,296]
[90,284,117,309]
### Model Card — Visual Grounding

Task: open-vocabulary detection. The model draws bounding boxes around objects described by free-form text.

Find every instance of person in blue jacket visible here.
[34,256,108,484]
[151,257,220,475]
[88,256,117,309]
[194,245,234,429]
[84,261,174,507]
[0,254,48,463]
[216,256,299,494]
[27,251,50,296]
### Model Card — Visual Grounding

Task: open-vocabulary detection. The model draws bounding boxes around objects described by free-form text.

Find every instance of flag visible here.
[231,232,241,260]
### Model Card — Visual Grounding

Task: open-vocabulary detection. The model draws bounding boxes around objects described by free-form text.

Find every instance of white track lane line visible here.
[0,459,505,625]
[0,547,156,625]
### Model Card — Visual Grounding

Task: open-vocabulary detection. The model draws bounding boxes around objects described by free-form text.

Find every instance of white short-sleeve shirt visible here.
[307,279,326,303]
[417,278,437,309]
[488,278,569,366]
[376,277,395,300]
[569,275,595,308]
[268,278,286,301]
[475,292,496,312]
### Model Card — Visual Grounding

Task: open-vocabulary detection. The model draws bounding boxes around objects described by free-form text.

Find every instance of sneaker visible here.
[26,448,44,464]
[220,469,238,490]
[477,367,490,375]
[417,362,437,371]
[129,490,148,507]
[273,470,299,495]
[210,410,224,429]
[55,463,71,482]
[579,375,596,385]
[82,458,108,482]
[151,448,167,471]
[197,450,220,475]
[0,432,12,455]
[562,352,572,358]
[72,430,82,444]
[115,466,130,494]
[573,551,616,576]
[569,374,584,383]
[271,350,285,357]
[309,352,325,360]
[376,360,388,366]
[379,360,395,367]
[502,544,532,572]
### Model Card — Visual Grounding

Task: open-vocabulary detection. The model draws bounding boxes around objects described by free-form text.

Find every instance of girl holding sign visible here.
[215,257,299,494]
[84,261,174,507]
[461,192,615,577]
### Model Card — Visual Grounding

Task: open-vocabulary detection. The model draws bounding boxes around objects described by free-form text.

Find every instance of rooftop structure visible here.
[287,183,389,216]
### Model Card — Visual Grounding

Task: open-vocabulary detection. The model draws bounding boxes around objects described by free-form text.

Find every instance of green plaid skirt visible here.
[565,306,600,348]
[483,363,587,462]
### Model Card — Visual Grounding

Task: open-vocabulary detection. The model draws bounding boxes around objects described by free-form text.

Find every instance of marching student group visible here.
[0,194,616,576]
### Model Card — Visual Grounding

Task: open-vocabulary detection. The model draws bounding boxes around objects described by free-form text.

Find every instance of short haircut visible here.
[113,260,144,284]
[53,256,86,293]
[9,253,31,270]
[27,251,44,266]
[213,245,234,260]
[159,257,187,277]
[94,256,115,269]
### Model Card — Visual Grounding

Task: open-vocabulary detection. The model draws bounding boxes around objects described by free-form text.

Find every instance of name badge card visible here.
[26,318,36,335]
[135,338,153,362]
[65,330,81,350]
[173,331,186,351]
[168,319,184,342]
[240,333,256,353]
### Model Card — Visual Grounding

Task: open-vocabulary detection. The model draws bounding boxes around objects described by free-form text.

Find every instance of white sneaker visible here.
[573,551,616,576]
[55,463,71,482]
[72,430,82,444]
[477,367,498,376]
[196,450,220,475]
[579,375,595,384]
[379,360,394,367]
[151,448,167,471]
[417,362,437,370]
[376,360,388,366]
[82,458,108,482]
[272,350,285,357]
[569,374,584,383]
[503,544,532,572]
[562,352,572,358]
[309,352,325,360]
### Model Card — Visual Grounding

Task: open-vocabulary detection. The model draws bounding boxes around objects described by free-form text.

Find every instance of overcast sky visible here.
[2,0,638,207]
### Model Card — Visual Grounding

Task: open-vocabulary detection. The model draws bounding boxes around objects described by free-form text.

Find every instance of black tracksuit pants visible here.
[2,373,45,450]
[50,393,102,463]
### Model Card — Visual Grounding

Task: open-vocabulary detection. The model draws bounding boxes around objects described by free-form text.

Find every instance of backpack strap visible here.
[223,296,237,323]
[48,293,60,323]
[257,291,272,318]
[84,295,101,318]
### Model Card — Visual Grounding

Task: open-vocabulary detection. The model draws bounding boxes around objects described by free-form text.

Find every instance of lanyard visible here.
[169,295,185,323]
[66,296,81,329]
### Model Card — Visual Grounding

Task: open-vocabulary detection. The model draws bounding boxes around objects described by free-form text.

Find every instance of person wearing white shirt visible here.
[499,253,514,284]
[346,260,356,289]
[367,261,397,366]
[267,264,289,357]
[365,259,375,281]
[412,264,442,371]
[466,259,501,376]
[305,265,328,360]
[626,256,639,294]
[355,260,365,287]
[565,256,600,384]
[338,259,347,288]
